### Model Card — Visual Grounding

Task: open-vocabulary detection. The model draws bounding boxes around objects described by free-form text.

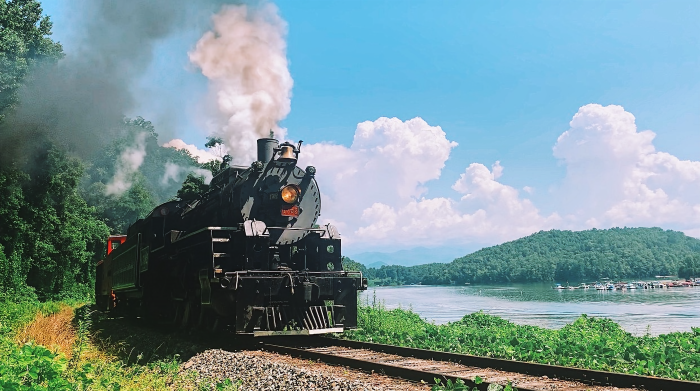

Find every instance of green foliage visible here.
[0,0,64,121]
[0,299,242,390]
[176,173,209,201]
[432,378,472,391]
[364,228,700,285]
[0,297,66,390]
[344,301,700,381]
[0,147,109,300]
[201,136,231,177]
[432,376,516,391]
[678,254,700,279]
[0,342,72,390]
[204,136,223,150]
[0,167,30,293]
[81,116,201,234]
[23,148,109,299]
[341,256,367,273]
[82,177,155,235]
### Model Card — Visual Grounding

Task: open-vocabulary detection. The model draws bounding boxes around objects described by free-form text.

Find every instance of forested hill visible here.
[345,228,700,285]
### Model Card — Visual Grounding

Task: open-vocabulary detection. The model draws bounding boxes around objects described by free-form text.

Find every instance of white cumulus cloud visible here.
[553,103,700,232]
[299,117,457,239]
[299,105,700,251]
[300,117,557,249]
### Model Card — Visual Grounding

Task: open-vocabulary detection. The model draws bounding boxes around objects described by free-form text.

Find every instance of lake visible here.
[359,283,700,336]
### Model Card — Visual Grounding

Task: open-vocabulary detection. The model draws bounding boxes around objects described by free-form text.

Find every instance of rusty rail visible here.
[259,340,520,391]
[255,336,700,391]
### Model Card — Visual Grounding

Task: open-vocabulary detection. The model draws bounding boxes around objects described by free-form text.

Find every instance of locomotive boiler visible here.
[96,138,367,335]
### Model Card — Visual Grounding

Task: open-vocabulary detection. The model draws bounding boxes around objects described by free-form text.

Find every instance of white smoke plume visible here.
[105,132,148,196]
[189,3,293,165]
[161,161,214,186]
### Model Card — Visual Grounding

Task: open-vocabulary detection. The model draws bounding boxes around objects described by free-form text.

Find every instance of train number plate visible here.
[281,206,299,217]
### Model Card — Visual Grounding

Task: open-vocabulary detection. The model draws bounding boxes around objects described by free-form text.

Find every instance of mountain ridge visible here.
[343,227,700,285]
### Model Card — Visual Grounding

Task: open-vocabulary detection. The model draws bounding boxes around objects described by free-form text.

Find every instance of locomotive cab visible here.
[106,235,127,255]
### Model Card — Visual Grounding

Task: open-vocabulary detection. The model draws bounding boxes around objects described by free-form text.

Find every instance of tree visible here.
[0,167,30,294]
[678,254,700,279]
[82,116,201,233]
[202,136,230,177]
[205,136,224,156]
[21,147,109,299]
[176,173,209,201]
[0,0,63,120]
[82,177,154,235]
[0,146,108,299]
[341,256,367,274]
[360,228,700,286]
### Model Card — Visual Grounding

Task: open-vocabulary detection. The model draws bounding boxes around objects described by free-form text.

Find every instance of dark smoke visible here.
[0,0,239,167]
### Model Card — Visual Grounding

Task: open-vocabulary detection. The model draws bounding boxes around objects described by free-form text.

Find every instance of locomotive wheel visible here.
[198,306,220,333]
[177,297,196,330]
[95,294,109,311]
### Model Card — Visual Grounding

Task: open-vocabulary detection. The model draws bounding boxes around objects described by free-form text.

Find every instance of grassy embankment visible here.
[0,296,238,390]
[5,296,699,389]
[343,296,700,382]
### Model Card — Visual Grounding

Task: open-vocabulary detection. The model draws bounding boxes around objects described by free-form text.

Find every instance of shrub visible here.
[343,301,700,381]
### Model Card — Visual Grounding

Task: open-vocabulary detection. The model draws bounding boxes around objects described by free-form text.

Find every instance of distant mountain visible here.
[360,227,700,285]
[349,246,477,267]
[366,261,388,269]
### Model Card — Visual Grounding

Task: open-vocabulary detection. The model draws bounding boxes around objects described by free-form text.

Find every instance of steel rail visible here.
[254,336,700,391]
[259,341,527,391]
[314,337,700,391]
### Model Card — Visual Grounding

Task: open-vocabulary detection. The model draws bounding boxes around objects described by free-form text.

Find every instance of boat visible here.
[667,281,688,288]
[553,283,565,290]
[651,281,665,288]
[578,283,590,289]
[626,283,637,289]
[595,283,605,290]
[606,283,615,290]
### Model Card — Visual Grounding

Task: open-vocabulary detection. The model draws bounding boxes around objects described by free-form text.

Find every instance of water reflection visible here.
[359,284,700,336]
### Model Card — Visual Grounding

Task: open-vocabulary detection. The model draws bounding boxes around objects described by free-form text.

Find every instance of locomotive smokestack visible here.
[257,138,279,163]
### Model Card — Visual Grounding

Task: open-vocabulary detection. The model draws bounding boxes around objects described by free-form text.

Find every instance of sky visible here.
[40,0,700,256]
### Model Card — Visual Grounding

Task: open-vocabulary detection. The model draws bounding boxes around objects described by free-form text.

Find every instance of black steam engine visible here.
[96,138,367,336]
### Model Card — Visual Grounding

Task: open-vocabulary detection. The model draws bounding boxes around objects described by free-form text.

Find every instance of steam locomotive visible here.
[95,138,367,336]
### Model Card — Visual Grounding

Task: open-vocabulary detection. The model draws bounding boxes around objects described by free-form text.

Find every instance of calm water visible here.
[359,283,700,336]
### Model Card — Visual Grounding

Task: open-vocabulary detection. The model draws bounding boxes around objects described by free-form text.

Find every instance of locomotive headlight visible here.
[280,184,301,204]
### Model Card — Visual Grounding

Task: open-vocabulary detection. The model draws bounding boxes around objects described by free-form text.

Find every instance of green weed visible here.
[344,300,700,382]
[431,376,517,391]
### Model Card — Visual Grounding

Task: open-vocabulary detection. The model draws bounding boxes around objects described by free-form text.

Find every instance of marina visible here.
[553,278,700,290]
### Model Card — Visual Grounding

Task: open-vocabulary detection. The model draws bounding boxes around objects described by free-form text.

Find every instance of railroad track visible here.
[255,337,700,391]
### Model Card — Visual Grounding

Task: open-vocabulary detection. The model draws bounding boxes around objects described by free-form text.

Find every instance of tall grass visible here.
[0,298,238,390]
[344,297,700,381]
[15,306,76,358]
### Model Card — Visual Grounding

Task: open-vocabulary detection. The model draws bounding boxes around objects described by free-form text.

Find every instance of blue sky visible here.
[41,1,700,253]
[276,1,699,208]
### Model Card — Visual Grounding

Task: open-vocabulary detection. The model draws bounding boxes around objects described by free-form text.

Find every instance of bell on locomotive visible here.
[95,136,367,337]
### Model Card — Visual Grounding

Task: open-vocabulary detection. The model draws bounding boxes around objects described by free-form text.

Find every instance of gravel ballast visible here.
[182,349,430,391]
